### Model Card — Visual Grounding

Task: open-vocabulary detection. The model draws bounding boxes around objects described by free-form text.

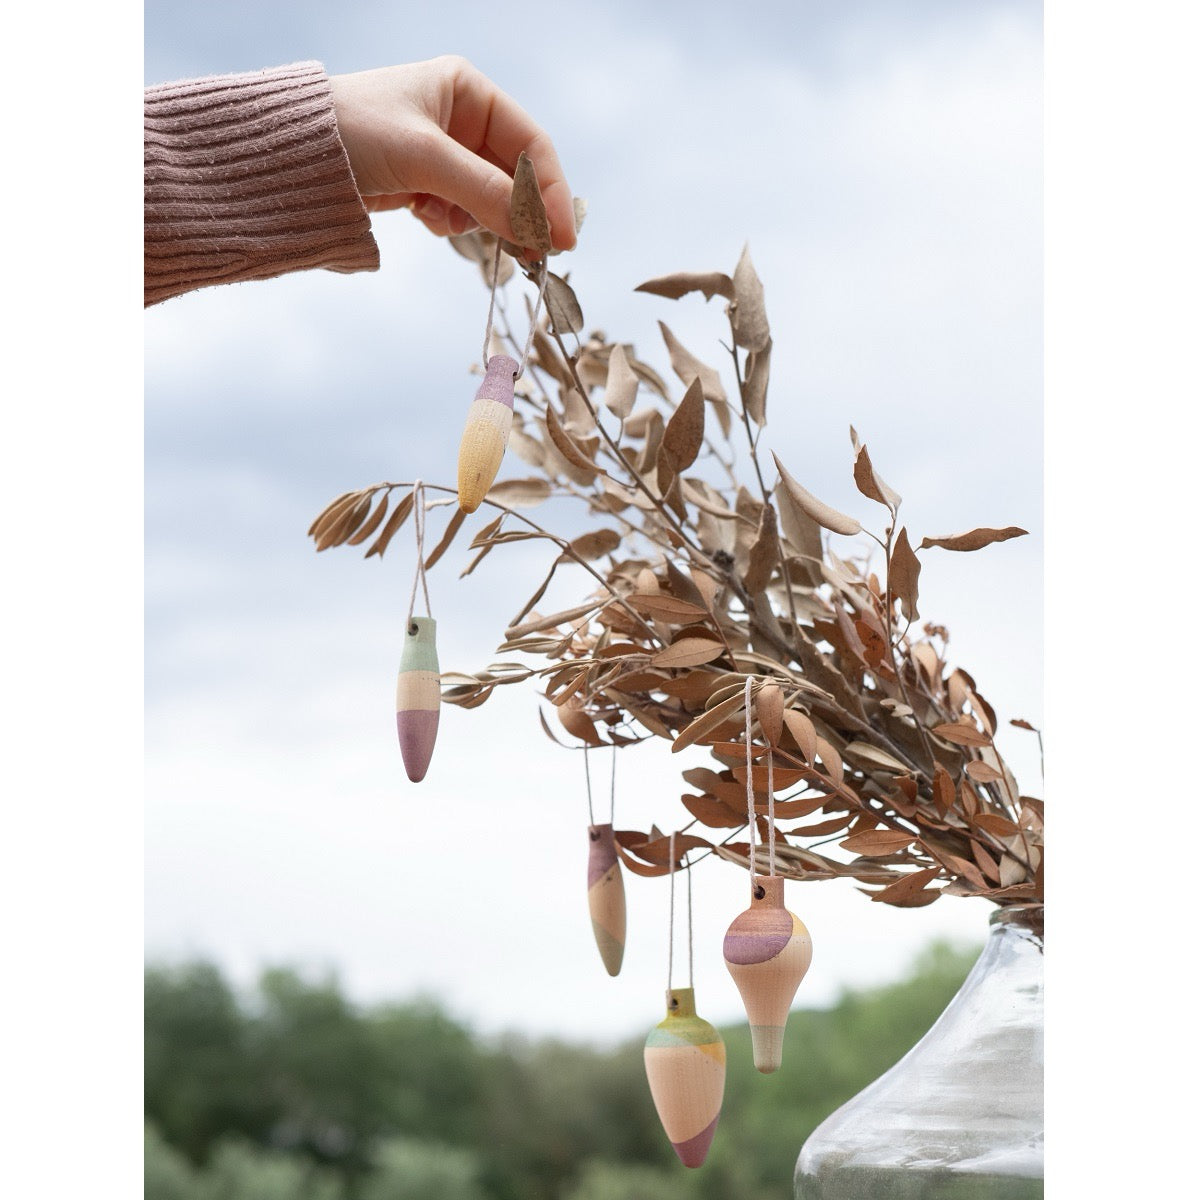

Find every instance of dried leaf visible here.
[448,229,514,286]
[869,866,941,905]
[889,527,921,622]
[756,684,784,746]
[509,151,552,253]
[742,502,779,594]
[506,598,600,638]
[729,244,770,352]
[545,272,584,334]
[786,813,855,837]
[772,452,861,536]
[671,690,747,753]
[486,478,552,508]
[603,343,639,419]
[999,853,1027,888]
[658,672,728,703]
[975,813,1022,838]
[651,638,726,669]
[854,619,888,668]
[970,840,1002,882]
[423,507,467,571]
[658,321,728,405]
[773,478,824,586]
[315,492,372,550]
[631,831,713,864]
[814,737,844,784]
[920,527,1029,552]
[364,491,415,559]
[558,702,603,746]
[782,709,818,766]
[1011,718,1039,732]
[538,405,594,476]
[681,792,744,828]
[965,760,1004,783]
[849,429,901,510]
[634,271,734,301]
[743,339,771,426]
[344,492,389,546]
[841,828,916,856]
[563,529,619,562]
[626,593,710,624]
[932,721,992,748]
[933,766,956,816]
[842,742,908,773]
[660,377,706,473]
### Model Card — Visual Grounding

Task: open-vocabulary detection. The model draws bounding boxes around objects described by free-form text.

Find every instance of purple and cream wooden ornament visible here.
[457,353,518,514]
[722,677,812,1072]
[395,615,439,783]
[587,823,626,976]
[722,874,812,1073]
[644,987,726,1168]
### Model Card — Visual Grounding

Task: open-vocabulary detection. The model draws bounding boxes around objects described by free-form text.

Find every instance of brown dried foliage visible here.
[309,225,1039,911]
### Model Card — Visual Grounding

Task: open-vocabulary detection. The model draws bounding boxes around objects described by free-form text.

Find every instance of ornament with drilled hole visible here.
[395,616,439,782]
[644,987,726,1168]
[586,823,626,976]
[722,875,812,1073]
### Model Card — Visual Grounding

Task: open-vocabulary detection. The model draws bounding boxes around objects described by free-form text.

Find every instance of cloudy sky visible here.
[144,0,1042,1044]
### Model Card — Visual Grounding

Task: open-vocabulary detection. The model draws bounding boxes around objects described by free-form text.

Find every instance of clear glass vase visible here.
[795,904,1043,1200]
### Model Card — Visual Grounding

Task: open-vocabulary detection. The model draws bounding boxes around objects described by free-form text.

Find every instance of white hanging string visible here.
[667,830,696,994]
[767,744,777,878]
[479,244,550,383]
[743,676,757,893]
[686,849,694,988]
[583,743,595,826]
[667,830,677,992]
[609,742,616,824]
[405,480,432,630]
[481,239,503,367]
[515,260,550,381]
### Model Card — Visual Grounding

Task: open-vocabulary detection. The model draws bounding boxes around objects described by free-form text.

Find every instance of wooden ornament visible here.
[457,354,518,514]
[395,615,440,782]
[644,987,726,1168]
[722,874,812,1073]
[587,823,626,976]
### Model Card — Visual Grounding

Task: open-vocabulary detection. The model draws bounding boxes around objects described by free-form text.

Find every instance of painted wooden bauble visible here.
[643,987,726,1168]
[586,823,626,976]
[722,874,812,1073]
[395,616,440,782]
[457,354,518,513]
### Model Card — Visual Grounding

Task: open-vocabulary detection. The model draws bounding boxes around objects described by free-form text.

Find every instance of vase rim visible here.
[989,902,1044,936]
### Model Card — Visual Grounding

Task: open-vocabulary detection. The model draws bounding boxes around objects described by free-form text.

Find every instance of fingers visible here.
[332,59,577,253]
[444,62,577,252]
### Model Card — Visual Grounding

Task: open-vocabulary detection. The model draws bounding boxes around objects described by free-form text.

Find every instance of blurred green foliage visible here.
[145,941,976,1200]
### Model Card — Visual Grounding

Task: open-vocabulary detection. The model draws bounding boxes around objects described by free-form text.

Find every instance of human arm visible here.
[144,57,575,308]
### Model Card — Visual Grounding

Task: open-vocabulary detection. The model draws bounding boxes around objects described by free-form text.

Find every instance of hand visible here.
[329,57,576,254]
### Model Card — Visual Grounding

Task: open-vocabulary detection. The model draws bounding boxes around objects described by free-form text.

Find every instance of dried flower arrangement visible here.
[308,166,1043,914]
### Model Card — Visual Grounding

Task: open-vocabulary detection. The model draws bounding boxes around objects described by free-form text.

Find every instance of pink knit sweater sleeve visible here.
[144,62,380,307]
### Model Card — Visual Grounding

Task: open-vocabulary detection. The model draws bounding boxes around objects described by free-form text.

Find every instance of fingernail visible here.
[417,197,447,223]
[449,208,480,236]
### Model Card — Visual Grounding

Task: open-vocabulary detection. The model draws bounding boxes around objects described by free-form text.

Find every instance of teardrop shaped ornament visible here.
[643,987,726,1168]
[457,354,518,514]
[395,615,440,782]
[722,875,812,1073]
[587,823,626,976]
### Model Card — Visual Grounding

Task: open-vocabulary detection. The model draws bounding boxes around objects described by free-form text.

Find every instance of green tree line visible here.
[145,942,976,1200]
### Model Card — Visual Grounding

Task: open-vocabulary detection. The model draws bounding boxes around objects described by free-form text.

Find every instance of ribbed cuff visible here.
[144,62,380,307]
